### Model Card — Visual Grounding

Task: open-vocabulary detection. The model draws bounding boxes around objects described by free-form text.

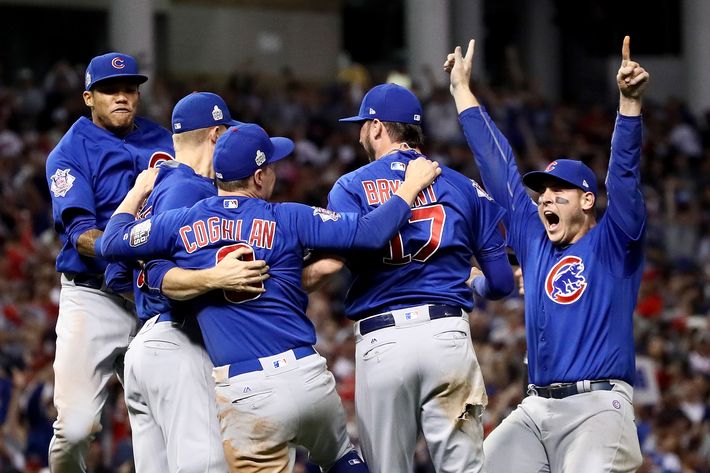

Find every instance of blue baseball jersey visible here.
[132,161,216,321]
[328,149,507,320]
[46,116,173,274]
[460,107,645,386]
[100,195,412,366]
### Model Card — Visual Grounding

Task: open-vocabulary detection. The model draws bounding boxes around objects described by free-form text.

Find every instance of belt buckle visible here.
[527,384,539,396]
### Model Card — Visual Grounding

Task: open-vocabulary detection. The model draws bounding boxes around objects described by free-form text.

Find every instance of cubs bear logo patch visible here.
[50,169,75,197]
[545,255,587,304]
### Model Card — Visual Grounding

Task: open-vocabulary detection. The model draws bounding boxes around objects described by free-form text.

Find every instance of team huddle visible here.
[45,36,649,473]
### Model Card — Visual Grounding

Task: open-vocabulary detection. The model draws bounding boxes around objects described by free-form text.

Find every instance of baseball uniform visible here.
[330,83,513,473]
[97,123,421,472]
[327,149,509,473]
[108,91,244,473]
[46,111,172,473]
[99,190,415,471]
[460,105,644,472]
[120,161,225,473]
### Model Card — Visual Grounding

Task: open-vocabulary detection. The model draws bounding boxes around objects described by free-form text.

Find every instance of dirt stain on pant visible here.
[222,439,290,473]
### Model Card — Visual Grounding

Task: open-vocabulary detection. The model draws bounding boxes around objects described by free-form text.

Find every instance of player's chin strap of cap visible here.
[527,380,614,399]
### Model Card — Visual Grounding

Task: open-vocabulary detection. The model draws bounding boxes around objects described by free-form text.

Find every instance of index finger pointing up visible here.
[464,39,475,62]
[622,35,631,65]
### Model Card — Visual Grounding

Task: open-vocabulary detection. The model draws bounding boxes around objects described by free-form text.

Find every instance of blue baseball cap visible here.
[171,92,241,134]
[522,159,598,195]
[213,124,294,181]
[339,83,423,125]
[84,52,147,91]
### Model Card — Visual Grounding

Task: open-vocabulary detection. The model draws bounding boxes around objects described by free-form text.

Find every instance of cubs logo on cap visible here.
[340,83,423,125]
[84,52,148,91]
[522,158,598,195]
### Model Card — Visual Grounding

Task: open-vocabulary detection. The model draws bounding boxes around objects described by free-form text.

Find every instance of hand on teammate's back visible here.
[404,157,441,190]
[209,247,269,293]
[394,157,441,206]
[134,168,160,196]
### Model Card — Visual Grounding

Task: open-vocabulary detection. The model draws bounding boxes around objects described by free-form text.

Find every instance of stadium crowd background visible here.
[0,52,708,473]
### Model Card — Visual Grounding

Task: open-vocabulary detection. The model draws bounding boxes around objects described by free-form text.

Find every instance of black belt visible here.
[530,380,614,399]
[64,273,105,291]
[359,304,463,336]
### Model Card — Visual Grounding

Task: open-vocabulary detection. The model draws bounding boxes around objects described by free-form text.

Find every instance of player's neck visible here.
[218,189,260,199]
[565,215,597,245]
[94,119,136,138]
[376,141,419,160]
[176,148,215,179]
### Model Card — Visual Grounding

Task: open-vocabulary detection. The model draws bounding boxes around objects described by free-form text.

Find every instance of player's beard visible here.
[362,135,376,162]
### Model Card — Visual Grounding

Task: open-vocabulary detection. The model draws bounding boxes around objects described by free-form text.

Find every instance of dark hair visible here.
[216,178,250,192]
[382,122,424,149]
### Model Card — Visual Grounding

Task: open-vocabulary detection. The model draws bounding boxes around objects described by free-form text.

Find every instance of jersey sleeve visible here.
[458,106,540,256]
[466,179,508,261]
[278,196,411,251]
[46,149,97,231]
[596,114,646,276]
[327,178,364,214]
[604,114,646,241]
[143,259,177,292]
[100,210,184,260]
[104,261,136,294]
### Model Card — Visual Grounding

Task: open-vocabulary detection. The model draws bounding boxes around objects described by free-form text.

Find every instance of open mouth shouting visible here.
[543,209,560,232]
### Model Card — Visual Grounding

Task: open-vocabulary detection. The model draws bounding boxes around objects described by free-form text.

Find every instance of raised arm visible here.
[606,36,649,240]
[444,40,537,233]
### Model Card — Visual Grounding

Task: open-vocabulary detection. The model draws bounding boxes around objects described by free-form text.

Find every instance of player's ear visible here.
[580,191,595,211]
[253,168,265,187]
[370,119,384,139]
[208,126,222,144]
[83,91,93,107]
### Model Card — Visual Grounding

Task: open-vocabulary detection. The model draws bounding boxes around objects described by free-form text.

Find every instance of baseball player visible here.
[99,122,441,472]
[445,37,647,472]
[310,83,515,473]
[107,92,268,472]
[45,52,173,473]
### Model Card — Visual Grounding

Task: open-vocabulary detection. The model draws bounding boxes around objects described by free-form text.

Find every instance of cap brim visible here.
[522,171,583,193]
[338,115,368,123]
[268,137,295,164]
[90,74,148,89]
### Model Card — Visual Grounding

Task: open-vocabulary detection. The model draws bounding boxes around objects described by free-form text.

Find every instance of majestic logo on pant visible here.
[545,255,587,304]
